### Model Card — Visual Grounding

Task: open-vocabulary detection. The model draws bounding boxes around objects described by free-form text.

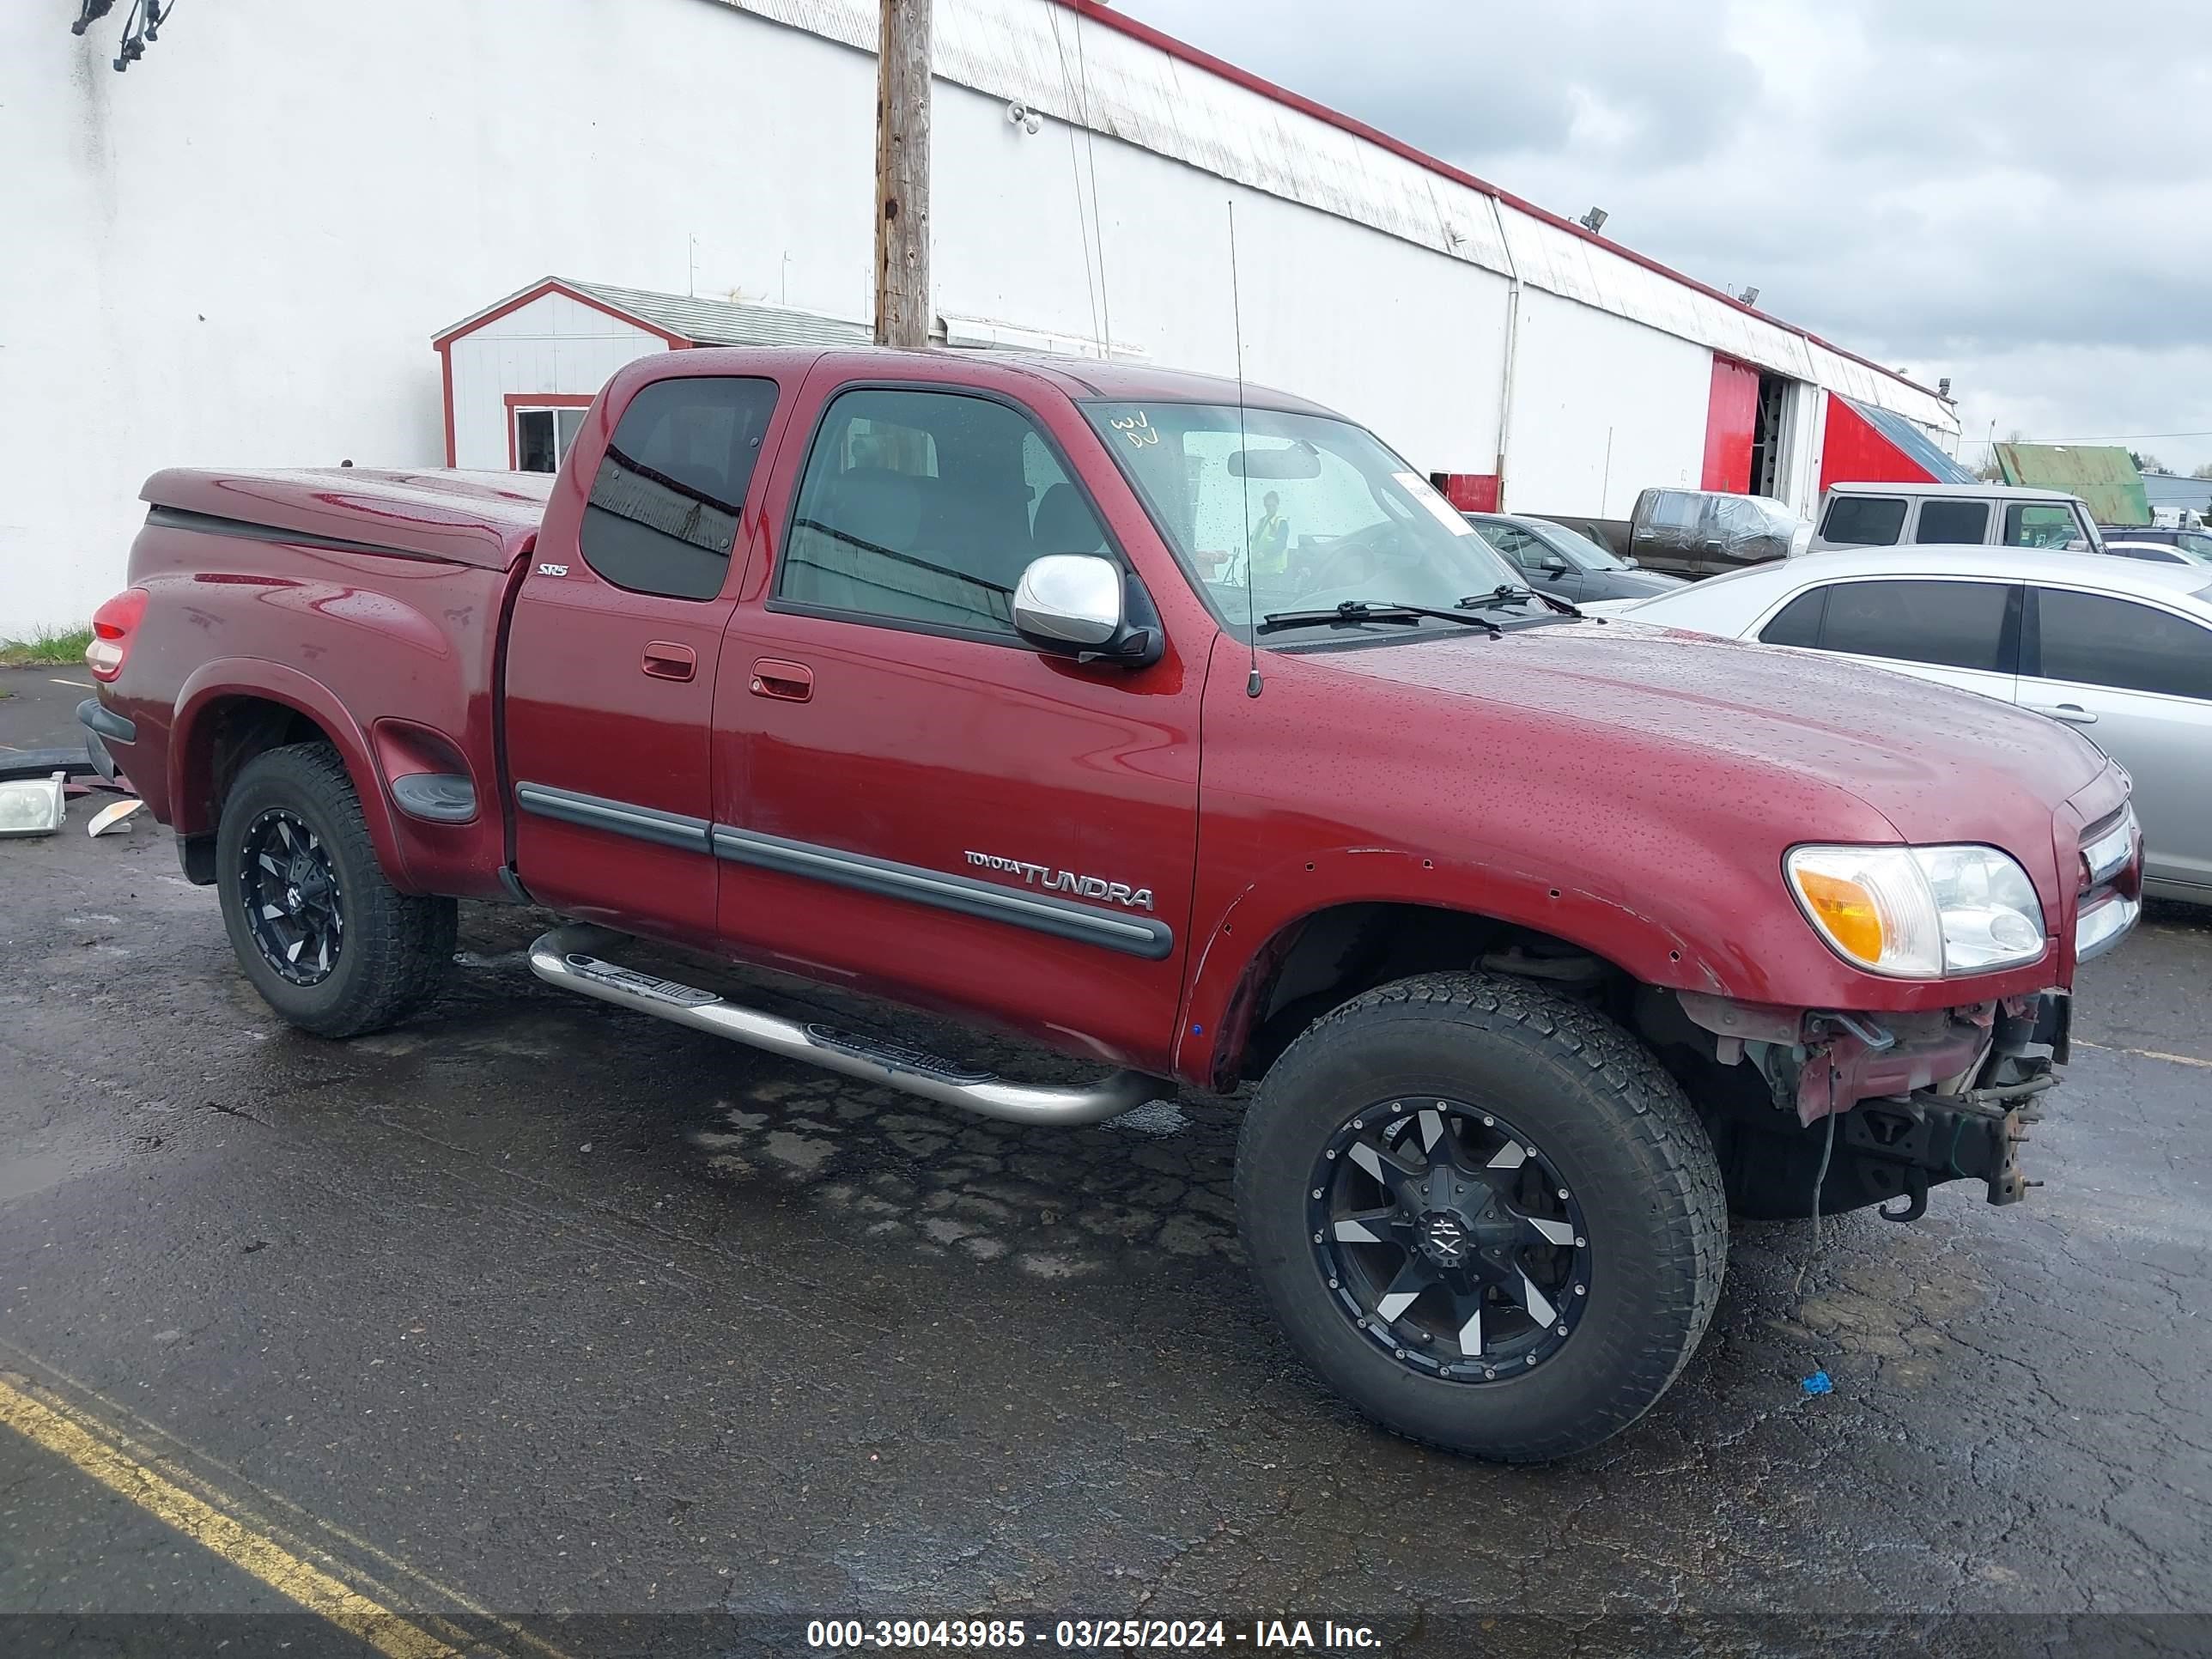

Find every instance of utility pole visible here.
[873,0,932,349]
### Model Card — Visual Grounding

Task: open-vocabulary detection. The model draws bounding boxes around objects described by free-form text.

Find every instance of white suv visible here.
[1810,483,2101,555]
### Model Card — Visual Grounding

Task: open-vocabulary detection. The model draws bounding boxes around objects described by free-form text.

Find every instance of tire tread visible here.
[1235,970,1727,1462]
[219,742,453,1038]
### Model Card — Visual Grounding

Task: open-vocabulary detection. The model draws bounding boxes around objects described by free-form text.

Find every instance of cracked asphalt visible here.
[3,667,2209,1656]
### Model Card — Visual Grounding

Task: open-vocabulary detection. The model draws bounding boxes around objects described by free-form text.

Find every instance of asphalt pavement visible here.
[3,665,2209,1658]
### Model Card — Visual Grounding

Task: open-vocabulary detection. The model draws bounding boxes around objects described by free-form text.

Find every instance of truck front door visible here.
[504,366,793,948]
[713,369,1205,1072]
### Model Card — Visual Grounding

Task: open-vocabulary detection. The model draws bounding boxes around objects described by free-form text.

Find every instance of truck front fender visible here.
[1173,843,1747,1088]
[169,659,420,894]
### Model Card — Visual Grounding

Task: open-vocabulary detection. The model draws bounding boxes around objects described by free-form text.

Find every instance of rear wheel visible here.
[1235,972,1727,1462]
[216,742,454,1037]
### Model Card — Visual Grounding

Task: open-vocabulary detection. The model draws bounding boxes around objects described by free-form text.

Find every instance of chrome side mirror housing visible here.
[1013,554,1122,645]
[1012,554,1164,667]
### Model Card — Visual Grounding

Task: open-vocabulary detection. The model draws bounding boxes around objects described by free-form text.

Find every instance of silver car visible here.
[1595,545,2212,903]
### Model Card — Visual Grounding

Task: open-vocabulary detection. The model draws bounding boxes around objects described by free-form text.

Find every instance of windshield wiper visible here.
[1459,583,1583,619]
[1259,600,1502,637]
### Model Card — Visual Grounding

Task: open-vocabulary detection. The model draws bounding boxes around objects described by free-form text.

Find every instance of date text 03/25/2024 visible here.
[805,1619,1382,1650]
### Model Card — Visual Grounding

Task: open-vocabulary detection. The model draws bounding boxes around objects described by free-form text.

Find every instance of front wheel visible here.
[216,742,455,1038]
[1235,972,1727,1462]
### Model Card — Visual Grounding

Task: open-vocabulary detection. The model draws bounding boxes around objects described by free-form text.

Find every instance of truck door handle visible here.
[750,659,813,702]
[641,641,696,682]
[2029,702,2098,726]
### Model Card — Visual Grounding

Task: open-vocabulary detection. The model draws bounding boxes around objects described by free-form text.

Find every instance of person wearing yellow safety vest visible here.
[1250,491,1291,576]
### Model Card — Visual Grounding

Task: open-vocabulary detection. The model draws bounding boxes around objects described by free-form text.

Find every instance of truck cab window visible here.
[779,388,1107,639]
[579,377,780,601]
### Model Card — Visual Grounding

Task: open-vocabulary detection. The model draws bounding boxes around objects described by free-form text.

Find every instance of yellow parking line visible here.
[0,1375,459,1659]
[0,1344,578,1659]
[2075,1039,2212,1070]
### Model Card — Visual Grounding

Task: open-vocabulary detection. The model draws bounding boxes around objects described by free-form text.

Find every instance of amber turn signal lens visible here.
[1793,870,1884,964]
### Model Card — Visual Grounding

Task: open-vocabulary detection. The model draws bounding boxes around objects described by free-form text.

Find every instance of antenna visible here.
[1227,200,1261,698]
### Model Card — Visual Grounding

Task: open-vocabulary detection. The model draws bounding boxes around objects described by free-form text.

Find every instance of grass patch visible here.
[0,625,95,668]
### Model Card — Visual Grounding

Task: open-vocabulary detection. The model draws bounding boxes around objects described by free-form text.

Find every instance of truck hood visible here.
[142,467,553,570]
[1309,617,2107,848]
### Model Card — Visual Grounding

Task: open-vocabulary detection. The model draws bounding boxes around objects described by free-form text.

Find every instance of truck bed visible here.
[110,467,552,901]
[141,467,552,570]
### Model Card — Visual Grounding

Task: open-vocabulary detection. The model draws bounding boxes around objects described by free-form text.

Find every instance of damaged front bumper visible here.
[1677,987,2069,1214]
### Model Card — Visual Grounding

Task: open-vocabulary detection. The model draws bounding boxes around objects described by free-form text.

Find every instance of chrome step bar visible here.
[526,925,1165,1126]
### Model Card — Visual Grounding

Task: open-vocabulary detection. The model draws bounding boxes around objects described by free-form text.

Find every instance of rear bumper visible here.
[76,697,135,783]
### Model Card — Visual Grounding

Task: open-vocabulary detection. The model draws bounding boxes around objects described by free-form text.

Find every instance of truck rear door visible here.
[709,361,1205,1073]
[502,362,797,948]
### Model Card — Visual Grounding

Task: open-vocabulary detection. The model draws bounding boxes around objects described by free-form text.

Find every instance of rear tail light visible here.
[85,587,149,683]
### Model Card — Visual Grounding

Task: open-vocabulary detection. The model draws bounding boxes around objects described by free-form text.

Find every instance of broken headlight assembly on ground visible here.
[0,772,69,837]
[1785,842,2046,978]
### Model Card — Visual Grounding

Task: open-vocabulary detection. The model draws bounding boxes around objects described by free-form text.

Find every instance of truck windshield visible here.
[1084,402,1521,637]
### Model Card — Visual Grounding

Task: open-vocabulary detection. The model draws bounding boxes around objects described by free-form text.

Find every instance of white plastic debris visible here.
[0,772,67,837]
[87,798,147,837]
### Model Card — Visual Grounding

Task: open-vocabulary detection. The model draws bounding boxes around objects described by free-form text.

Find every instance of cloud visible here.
[1111,0,2212,472]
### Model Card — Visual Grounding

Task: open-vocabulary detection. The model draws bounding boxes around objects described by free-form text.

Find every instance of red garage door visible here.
[1702,357,1760,492]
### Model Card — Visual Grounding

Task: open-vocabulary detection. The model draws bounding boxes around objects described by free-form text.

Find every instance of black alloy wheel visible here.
[238,806,345,986]
[1310,1097,1589,1381]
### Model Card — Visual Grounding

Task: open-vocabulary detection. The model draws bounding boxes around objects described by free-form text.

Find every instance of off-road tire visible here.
[1235,971,1727,1462]
[216,742,455,1038]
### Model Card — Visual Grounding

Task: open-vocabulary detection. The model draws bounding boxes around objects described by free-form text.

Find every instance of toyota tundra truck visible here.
[77,346,2141,1461]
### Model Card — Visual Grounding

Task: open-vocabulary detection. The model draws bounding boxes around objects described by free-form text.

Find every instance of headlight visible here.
[1785,844,2046,978]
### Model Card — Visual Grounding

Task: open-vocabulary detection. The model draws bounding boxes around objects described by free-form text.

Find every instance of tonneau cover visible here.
[140,466,554,570]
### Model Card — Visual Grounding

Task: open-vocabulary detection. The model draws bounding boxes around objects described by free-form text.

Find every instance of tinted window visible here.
[1820,495,1907,546]
[2109,544,2184,564]
[1759,587,1828,647]
[1473,520,1549,572]
[1913,499,1990,544]
[578,377,779,600]
[2036,588,2212,700]
[1820,580,2012,672]
[2003,502,2084,550]
[781,389,1107,637]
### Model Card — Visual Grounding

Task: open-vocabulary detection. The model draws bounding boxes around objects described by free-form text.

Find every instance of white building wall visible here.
[3,0,1954,629]
[1501,291,1712,520]
[930,78,1513,469]
[448,295,670,471]
[2,0,875,630]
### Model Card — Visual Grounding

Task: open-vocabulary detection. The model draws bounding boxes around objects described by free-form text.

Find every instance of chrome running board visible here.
[527,925,1164,1126]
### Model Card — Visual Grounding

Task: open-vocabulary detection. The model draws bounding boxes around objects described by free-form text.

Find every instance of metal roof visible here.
[1836,398,1978,485]
[434,276,873,349]
[558,280,873,349]
[1996,443,2152,526]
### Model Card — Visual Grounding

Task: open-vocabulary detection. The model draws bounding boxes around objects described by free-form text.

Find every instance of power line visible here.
[2012,430,2212,445]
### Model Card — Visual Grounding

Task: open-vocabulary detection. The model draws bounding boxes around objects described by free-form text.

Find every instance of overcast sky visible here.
[1113,0,2212,477]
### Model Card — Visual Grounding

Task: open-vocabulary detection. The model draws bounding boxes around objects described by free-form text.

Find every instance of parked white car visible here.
[1595,545,2212,903]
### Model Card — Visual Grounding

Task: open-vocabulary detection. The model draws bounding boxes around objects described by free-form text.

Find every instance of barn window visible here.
[514,407,589,473]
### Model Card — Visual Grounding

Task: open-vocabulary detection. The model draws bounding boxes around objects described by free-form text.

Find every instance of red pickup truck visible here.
[80,346,2138,1461]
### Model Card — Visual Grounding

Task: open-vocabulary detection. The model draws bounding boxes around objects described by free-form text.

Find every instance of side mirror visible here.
[1539,554,1571,576]
[1012,554,1163,668]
